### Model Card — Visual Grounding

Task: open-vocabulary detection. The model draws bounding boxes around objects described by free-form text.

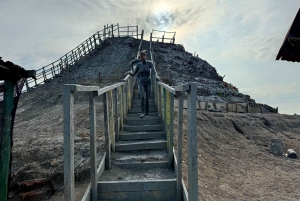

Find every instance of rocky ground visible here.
[5,36,300,200]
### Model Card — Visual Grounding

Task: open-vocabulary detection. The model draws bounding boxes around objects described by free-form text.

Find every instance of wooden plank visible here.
[88,92,97,201]
[114,88,119,141]
[163,88,167,133]
[108,90,115,152]
[187,82,198,201]
[98,179,176,192]
[169,93,174,166]
[81,152,106,201]
[177,91,184,201]
[165,91,172,166]
[158,82,176,94]
[70,85,99,92]
[63,85,75,201]
[98,82,125,96]
[118,86,123,130]
[103,92,111,170]
[98,190,176,201]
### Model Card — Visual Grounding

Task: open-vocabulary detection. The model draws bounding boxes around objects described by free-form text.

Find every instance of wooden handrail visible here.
[23,24,141,92]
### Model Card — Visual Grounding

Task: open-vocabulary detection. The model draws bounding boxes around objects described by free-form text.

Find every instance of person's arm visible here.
[129,64,140,76]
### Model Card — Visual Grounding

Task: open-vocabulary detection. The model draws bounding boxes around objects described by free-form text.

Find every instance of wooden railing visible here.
[63,75,135,201]
[23,24,142,92]
[150,35,198,201]
[63,37,143,201]
[150,29,176,44]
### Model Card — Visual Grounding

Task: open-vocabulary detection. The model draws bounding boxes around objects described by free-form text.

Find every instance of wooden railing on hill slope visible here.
[23,24,143,92]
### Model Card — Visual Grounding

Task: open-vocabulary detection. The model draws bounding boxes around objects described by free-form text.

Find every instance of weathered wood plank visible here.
[177,91,184,201]
[187,82,198,201]
[88,91,97,201]
[103,92,111,170]
[114,88,119,141]
[98,179,176,192]
[63,85,75,201]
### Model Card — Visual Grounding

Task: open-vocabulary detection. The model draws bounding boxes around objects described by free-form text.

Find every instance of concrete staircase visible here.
[98,87,176,201]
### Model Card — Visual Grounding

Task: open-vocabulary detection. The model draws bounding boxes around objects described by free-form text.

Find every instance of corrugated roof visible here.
[276,8,300,62]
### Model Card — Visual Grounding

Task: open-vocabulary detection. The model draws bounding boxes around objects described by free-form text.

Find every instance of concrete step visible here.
[128,107,157,114]
[98,179,176,201]
[111,149,168,169]
[130,104,156,109]
[115,139,167,151]
[131,99,154,105]
[119,131,165,140]
[126,112,158,117]
[123,124,163,132]
[125,116,161,125]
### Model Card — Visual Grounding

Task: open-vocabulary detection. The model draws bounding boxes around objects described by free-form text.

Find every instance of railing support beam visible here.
[187,82,198,201]
[63,85,75,201]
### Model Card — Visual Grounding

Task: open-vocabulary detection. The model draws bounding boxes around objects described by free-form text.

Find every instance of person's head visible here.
[139,50,147,61]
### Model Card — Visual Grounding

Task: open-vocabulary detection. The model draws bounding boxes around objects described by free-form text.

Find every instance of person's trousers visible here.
[140,84,151,115]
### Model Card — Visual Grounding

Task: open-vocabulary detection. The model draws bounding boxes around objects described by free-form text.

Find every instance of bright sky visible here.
[0,0,299,115]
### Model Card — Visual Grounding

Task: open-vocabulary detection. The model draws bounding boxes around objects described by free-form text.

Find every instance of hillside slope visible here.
[8,37,300,200]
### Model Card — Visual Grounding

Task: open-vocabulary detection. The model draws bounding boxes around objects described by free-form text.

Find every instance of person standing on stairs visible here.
[130,55,142,99]
[126,50,159,118]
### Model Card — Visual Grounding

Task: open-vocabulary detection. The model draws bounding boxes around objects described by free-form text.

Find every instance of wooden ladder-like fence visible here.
[63,32,198,201]
[23,24,142,92]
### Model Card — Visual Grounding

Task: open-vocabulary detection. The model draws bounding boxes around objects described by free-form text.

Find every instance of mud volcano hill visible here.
[8,36,300,201]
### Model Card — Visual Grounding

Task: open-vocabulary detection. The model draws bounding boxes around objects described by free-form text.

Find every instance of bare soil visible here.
[6,37,300,200]
[173,110,300,201]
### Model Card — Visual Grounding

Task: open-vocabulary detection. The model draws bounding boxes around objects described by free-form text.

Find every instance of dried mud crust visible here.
[173,110,300,201]
[8,36,297,200]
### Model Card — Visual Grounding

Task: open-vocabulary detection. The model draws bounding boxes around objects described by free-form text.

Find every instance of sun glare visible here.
[152,5,172,29]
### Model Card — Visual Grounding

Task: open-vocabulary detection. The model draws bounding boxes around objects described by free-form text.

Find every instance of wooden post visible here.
[71,51,75,65]
[63,85,75,201]
[42,67,46,81]
[103,92,111,170]
[60,58,63,71]
[107,24,109,37]
[104,25,106,40]
[141,29,144,42]
[127,26,129,36]
[136,26,138,39]
[93,34,97,46]
[98,32,101,43]
[87,39,92,52]
[160,87,166,132]
[169,92,174,167]
[111,24,114,37]
[117,23,120,37]
[0,80,15,201]
[187,82,198,201]
[108,91,115,152]
[176,91,184,201]
[51,64,55,77]
[89,91,97,201]
[114,88,119,141]
[25,78,29,90]
[162,33,165,43]
[127,79,131,110]
[119,86,124,130]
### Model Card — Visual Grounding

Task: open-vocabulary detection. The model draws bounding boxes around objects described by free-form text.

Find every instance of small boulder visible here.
[269,139,283,155]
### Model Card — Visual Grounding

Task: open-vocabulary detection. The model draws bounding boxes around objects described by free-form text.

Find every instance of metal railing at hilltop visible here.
[23,24,143,92]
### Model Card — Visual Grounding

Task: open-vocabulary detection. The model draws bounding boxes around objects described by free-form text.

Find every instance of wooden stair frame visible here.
[63,37,198,201]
